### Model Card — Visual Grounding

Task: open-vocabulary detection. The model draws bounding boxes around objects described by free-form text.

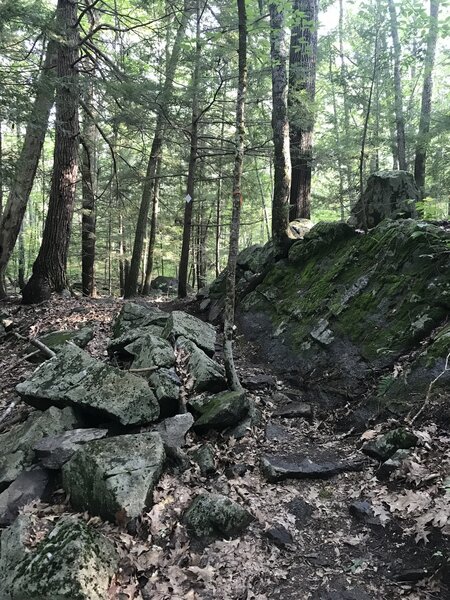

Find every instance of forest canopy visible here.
[0,0,449,298]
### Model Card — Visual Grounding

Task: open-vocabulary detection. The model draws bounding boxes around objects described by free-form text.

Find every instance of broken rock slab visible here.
[272,401,312,419]
[162,310,217,356]
[176,336,226,393]
[16,344,160,426]
[62,432,165,522]
[112,301,169,338]
[0,407,78,491]
[0,515,118,600]
[26,326,94,361]
[125,334,175,372]
[193,390,249,433]
[149,367,181,417]
[34,428,108,469]
[184,492,253,538]
[261,453,365,483]
[152,413,193,449]
[0,467,51,526]
[107,324,165,355]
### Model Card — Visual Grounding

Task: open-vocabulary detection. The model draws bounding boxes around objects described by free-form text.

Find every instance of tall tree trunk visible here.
[178,1,201,299]
[124,2,190,298]
[414,0,440,195]
[270,1,291,254]
[142,155,162,294]
[223,0,247,391]
[0,39,57,298]
[387,0,407,170]
[215,82,227,278]
[338,0,353,202]
[81,80,97,297]
[22,0,79,304]
[288,0,318,220]
[329,49,345,221]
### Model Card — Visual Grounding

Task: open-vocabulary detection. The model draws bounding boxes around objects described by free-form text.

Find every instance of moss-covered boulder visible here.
[112,301,168,338]
[238,219,450,412]
[193,390,249,433]
[26,327,94,361]
[125,334,175,372]
[176,337,226,393]
[162,311,217,356]
[0,407,78,491]
[16,345,160,426]
[184,493,253,538]
[107,324,164,355]
[62,432,165,521]
[349,170,420,229]
[362,428,418,462]
[0,515,118,600]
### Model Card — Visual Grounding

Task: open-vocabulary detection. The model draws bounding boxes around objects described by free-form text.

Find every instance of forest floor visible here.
[0,295,449,600]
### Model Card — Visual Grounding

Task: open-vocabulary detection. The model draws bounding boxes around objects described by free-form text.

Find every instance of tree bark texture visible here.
[22,0,79,304]
[270,1,291,254]
[223,0,247,391]
[288,0,318,220]
[414,0,440,195]
[0,39,57,298]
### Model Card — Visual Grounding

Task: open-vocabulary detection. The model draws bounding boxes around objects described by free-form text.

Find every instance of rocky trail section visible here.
[0,288,448,598]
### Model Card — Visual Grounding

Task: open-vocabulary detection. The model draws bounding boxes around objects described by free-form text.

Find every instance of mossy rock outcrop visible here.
[0,515,118,599]
[238,219,450,412]
[184,493,253,538]
[16,345,160,426]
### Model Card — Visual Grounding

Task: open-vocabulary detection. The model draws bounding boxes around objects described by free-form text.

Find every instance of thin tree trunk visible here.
[387,0,407,170]
[223,0,247,391]
[414,0,440,195]
[338,0,353,201]
[215,83,227,278]
[22,0,79,304]
[0,39,57,298]
[81,80,97,297]
[270,1,291,254]
[329,49,345,221]
[288,0,318,220]
[178,1,201,298]
[124,2,190,298]
[142,155,162,294]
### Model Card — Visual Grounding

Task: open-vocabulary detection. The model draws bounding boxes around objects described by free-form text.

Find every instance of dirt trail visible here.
[0,295,448,600]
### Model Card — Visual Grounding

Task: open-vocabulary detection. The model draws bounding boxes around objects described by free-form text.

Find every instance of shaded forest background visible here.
[0,0,449,297]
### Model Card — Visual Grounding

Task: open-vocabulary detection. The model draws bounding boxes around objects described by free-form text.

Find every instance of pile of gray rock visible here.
[0,303,256,598]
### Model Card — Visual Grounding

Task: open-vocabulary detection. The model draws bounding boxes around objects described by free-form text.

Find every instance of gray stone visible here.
[377,448,411,479]
[272,401,312,419]
[261,454,365,483]
[62,432,165,521]
[0,407,78,491]
[150,276,182,293]
[26,327,94,361]
[176,337,226,393]
[149,367,181,417]
[287,218,314,239]
[126,334,174,372]
[16,345,160,426]
[112,302,169,338]
[162,310,217,356]
[264,523,294,547]
[241,372,276,390]
[349,170,420,229]
[265,422,296,443]
[0,515,118,600]
[34,428,108,469]
[362,428,418,462]
[225,401,262,439]
[349,500,381,525]
[192,444,216,476]
[310,319,334,346]
[0,468,51,526]
[107,325,164,355]
[184,493,253,538]
[193,390,249,433]
[153,413,194,449]
[287,497,314,527]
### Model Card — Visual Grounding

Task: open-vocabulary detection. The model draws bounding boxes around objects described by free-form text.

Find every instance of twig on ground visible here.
[128,366,158,373]
[12,332,56,359]
[3,350,40,375]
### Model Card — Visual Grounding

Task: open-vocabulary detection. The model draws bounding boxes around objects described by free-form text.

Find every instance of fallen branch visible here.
[3,349,41,374]
[12,332,56,359]
[0,400,17,427]
[408,352,450,425]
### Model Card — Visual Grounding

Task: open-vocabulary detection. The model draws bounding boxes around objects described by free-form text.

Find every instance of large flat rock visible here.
[0,515,118,600]
[162,310,217,356]
[126,334,175,372]
[176,337,226,393]
[261,453,366,482]
[16,345,160,426]
[0,407,78,491]
[193,390,249,433]
[62,432,165,521]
